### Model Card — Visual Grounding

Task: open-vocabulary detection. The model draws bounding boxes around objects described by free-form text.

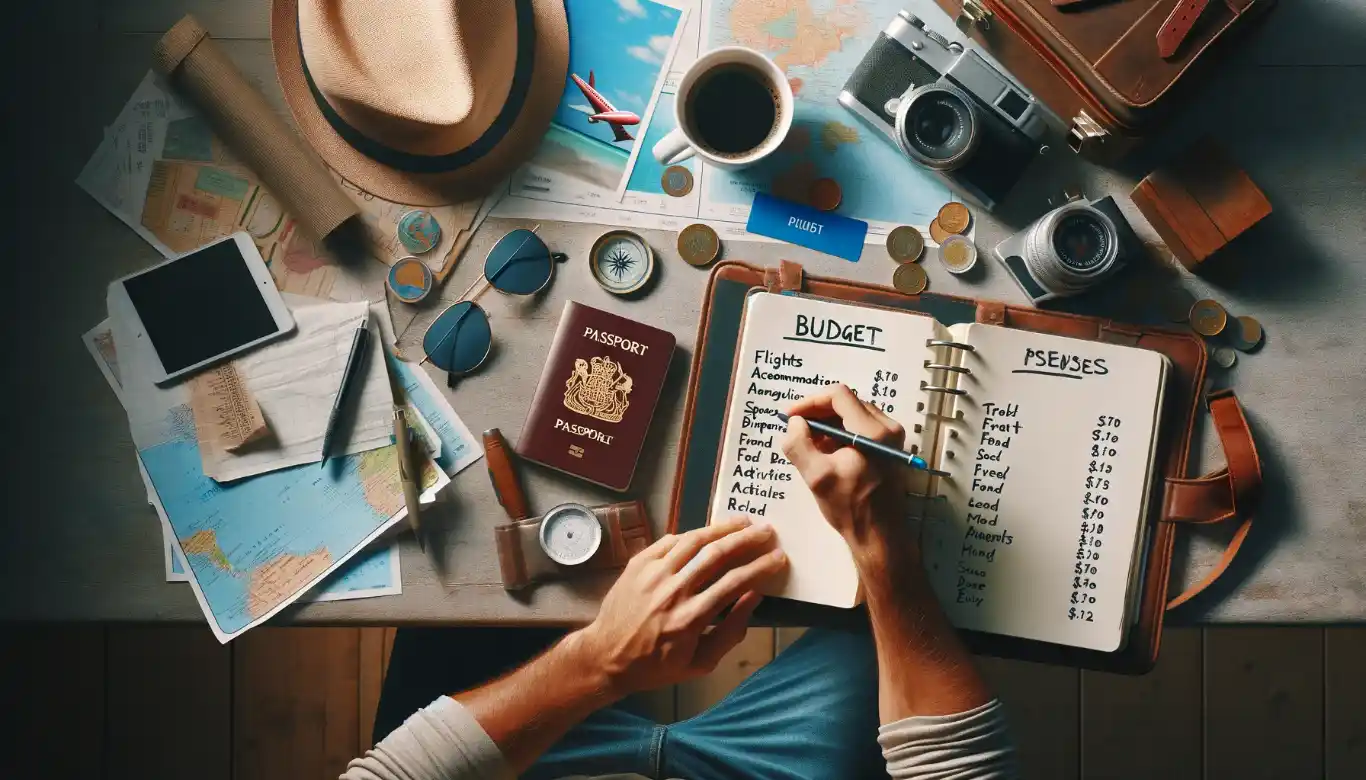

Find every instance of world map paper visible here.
[103,294,466,642]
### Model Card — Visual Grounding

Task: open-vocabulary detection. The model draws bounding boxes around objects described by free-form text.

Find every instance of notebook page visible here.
[708,292,949,608]
[924,323,1168,651]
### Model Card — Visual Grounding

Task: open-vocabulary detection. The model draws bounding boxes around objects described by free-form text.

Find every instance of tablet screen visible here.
[124,240,280,374]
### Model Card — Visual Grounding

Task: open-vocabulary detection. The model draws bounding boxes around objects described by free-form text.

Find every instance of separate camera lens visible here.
[1052,212,1113,272]
[895,84,978,171]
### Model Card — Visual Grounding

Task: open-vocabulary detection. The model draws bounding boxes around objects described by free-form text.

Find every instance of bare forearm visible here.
[453,630,617,774]
[854,529,993,723]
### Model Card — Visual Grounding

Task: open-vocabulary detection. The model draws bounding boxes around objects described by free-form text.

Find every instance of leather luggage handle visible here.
[1162,388,1262,610]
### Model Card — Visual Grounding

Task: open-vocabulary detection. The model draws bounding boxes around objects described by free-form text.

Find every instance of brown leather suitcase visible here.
[934,0,1275,161]
[667,261,1262,673]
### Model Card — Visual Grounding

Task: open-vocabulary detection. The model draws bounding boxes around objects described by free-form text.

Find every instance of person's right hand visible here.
[781,384,912,553]
[575,516,787,699]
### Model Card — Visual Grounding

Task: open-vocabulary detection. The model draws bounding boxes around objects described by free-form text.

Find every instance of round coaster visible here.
[387,256,433,303]
[397,209,442,254]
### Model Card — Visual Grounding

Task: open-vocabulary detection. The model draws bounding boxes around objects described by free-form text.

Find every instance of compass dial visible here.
[539,503,603,566]
[590,230,654,295]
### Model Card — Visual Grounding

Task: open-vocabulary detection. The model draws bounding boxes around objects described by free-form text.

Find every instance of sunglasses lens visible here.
[423,302,492,375]
[485,229,554,295]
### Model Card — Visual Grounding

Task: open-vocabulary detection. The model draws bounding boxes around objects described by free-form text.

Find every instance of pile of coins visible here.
[884,202,978,294]
[1182,297,1265,369]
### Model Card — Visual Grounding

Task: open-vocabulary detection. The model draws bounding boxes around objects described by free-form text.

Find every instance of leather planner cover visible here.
[518,301,676,492]
[666,261,1262,673]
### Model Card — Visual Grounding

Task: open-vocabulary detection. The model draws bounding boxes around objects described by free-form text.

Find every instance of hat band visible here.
[299,0,537,174]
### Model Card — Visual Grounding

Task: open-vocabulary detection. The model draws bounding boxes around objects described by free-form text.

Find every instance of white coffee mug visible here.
[651,47,794,171]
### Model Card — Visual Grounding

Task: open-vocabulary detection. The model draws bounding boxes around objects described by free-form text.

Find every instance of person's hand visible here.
[574,517,786,698]
[781,384,913,555]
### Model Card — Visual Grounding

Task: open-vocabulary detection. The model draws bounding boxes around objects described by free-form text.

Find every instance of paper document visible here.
[189,297,395,482]
[189,363,270,454]
[100,296,456,642]
[77,72,343,298]
[84,319,436,603]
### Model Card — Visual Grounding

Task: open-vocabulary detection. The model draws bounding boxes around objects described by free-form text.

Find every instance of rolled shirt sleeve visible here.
[879,699,1017,780]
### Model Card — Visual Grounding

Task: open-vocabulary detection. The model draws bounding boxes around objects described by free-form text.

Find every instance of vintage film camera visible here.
[838,11,1049,211]
[994,196,1137,305]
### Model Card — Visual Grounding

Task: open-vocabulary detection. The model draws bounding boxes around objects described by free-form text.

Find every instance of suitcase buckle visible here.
[1067,110,1109,154]
[956,0,993,31]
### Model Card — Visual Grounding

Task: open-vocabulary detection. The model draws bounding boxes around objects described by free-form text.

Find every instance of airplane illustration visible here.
[569,71,640,142]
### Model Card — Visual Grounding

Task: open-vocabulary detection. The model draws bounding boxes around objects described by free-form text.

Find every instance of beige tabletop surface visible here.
[3,0,1364,626]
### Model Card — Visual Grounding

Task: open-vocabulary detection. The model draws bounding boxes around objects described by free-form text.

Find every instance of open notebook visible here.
[708,292,1169,653]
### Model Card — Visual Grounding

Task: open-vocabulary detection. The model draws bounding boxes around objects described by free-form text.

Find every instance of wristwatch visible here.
[484,429,653,591]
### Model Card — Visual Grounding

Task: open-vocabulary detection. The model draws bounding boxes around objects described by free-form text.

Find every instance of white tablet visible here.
[108,232,296,385]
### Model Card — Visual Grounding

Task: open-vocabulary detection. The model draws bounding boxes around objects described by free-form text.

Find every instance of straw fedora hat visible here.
[272,0,568,206]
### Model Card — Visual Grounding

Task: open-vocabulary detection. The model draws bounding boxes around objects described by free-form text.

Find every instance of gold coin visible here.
[808,178,843,212]
[677,223,721,268]
[1189,299,1228,336]
[893,262,928,295]
[928,218,951,245]
[1213,345,1238,369]
[885,226,925,264]
[661,166,694,197]
[937,202,971,234]
[1234,315,1264,352]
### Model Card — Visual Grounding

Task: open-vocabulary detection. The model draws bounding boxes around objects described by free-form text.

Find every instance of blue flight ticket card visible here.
[745,193,868,262]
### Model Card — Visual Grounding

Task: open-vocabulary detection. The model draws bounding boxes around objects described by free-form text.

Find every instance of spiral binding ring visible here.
[925,409,965,420]
[926,339,975,352]
[920,381,966,396]
[923,360,971,374]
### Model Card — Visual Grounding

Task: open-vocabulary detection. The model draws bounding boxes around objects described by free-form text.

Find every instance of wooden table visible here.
[5,0,1364,625]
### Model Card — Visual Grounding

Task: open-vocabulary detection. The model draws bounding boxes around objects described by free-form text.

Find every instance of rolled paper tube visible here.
[152,15,358,242]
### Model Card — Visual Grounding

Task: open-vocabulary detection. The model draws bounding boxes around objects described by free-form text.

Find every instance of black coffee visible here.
[689,65,779,158]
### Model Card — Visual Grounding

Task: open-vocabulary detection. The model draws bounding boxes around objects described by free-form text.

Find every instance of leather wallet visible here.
[666,260,1262,673]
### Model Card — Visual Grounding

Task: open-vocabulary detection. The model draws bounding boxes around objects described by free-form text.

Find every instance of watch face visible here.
[539,503,603,566]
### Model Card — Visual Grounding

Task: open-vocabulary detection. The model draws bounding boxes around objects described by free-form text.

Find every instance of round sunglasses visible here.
[422,228,567,377]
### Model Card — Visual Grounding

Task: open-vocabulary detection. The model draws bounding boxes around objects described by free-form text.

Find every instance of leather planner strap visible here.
[763,259,805,293]
[495,500,653,591]
[1163,388,1262,610]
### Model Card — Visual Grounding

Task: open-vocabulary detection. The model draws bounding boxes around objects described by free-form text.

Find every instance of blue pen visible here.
[775,412,950,476]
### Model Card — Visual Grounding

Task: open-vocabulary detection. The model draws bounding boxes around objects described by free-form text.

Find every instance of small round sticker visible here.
[397,209,442,254]
[387,256,433,303]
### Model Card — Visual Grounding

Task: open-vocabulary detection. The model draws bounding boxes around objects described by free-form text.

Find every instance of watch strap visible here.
[496,500,653,590]
[484,428,533,521]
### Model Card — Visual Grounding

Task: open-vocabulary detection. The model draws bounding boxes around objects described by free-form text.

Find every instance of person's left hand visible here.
[574,516,787,698]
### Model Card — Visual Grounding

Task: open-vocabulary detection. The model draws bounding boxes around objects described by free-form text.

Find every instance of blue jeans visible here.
[375,627,888,779]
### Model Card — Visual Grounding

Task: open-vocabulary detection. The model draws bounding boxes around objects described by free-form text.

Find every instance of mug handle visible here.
[652,128,695,165]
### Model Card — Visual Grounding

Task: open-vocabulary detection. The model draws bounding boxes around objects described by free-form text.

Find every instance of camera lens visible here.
[1022,202,1120,295]
[895,84,978,171]
[1052,212,1113,272]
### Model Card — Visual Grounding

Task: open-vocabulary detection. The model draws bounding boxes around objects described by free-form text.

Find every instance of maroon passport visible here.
[517,301,676,492]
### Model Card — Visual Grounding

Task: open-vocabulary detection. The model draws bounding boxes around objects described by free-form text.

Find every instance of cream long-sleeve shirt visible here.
[341,697,1015,779]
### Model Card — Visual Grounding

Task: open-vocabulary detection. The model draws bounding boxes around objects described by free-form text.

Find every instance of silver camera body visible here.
[838,11,1050,211]
[994,196,1135,305]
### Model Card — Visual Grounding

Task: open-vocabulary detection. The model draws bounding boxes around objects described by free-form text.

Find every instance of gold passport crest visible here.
[565,356,633,423]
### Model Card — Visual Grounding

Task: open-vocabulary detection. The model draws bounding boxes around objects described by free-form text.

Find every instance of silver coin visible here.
[1212,346,1238,369]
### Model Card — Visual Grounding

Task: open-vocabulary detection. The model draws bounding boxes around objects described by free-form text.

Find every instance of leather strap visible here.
[1157,0,1211,58]
[1163,388,1262,610]
[763,260,804,293]
[484,428,533,521]
[496,501,653,590]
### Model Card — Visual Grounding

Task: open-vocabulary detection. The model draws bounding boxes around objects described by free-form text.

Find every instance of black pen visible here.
[775,412,948,475]
[320,324,370,467]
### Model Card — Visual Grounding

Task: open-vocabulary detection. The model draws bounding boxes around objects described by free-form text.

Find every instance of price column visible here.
[1070,414,1122,623]
[864,369,901,416]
